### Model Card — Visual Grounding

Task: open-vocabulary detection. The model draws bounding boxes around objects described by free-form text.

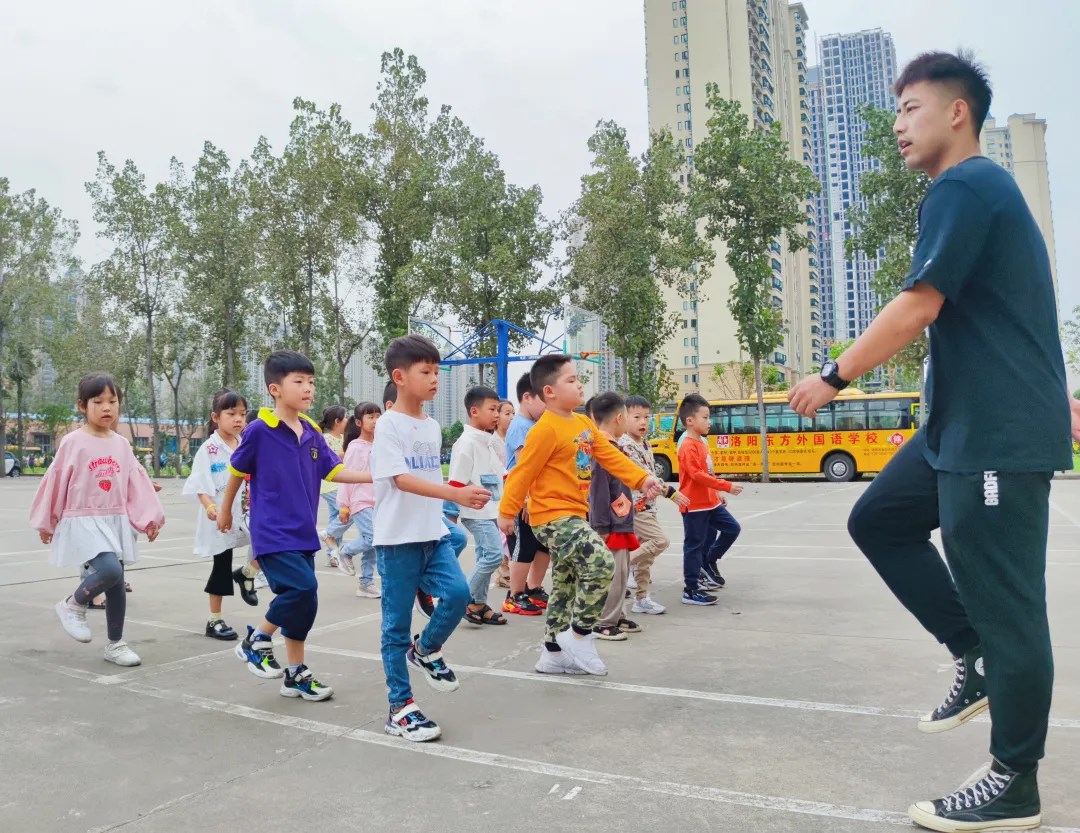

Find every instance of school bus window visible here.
[867,398,914,430]
[807,406,833,433]
[765,403,802,433]
[727,405,760,434]
[833,400,868,431]
[708,405,729,435]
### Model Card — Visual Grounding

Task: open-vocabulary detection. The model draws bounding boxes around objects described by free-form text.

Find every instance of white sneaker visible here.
[253,572,269,590]
[534,647,588,675]
[356,582,381,598]
[338,554,357,576]
[627,573,638,591]
[56,598,91,643]
[631,596,666,615]
[555,630,607,676]
[103,640,141,666]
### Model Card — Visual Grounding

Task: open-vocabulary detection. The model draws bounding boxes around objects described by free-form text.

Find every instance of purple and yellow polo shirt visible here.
[229,408,343,557]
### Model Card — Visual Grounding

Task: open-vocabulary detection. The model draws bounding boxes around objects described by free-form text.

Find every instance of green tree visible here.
[171,143,259,387]
[692,90,820,481]
[562,121,712,401]
[0,179,76,454]
[155,312,203,472]
[37,401,75,451]
[1061,306,1080,376]
[320,245,376,404]
[87,154,179,474]
[711,360,754,400]
[423,130,556,385]
[441,420,464,452]
[363,49,451,345]
[248,98,363,355]
[845,104,932,383]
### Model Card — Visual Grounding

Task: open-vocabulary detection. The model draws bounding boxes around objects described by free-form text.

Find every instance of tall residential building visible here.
[981,114,1059,300]
[644,0,820,398]
[807,29,897,345]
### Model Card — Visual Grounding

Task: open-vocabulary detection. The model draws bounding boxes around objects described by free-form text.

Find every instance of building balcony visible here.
[774,352,788,364]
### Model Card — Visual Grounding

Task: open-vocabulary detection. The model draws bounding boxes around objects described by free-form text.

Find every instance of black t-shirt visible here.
[903,156,1070,473]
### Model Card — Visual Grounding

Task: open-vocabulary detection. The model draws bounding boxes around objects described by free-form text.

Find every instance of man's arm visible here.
[789,283,944,417]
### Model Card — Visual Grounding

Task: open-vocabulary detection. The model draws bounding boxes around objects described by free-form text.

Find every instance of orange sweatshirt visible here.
[677,434,733,512]
[500,411,651,528]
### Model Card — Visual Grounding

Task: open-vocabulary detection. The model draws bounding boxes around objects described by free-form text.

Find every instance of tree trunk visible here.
[145,314,160,476]
[172,379,182,476]
[337,361,346,405]
[15,375,25,466]
[0,329,6,454]
[224,314,236,388]
[754,358,769,483]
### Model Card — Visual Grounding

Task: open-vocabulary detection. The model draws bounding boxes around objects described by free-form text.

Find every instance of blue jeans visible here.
[461,518,503,604]
[443,516,467,558]
[320,492,350,546]
[340,507,377,584]
[377,537,469,706]
[682,505,741,593]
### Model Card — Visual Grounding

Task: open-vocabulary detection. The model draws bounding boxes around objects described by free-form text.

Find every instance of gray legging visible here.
[73,552,126,642]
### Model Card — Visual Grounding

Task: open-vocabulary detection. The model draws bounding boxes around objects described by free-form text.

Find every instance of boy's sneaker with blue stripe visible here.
[235,626,284,678]
[682,590,718,606]
[280,664,333,701]
[407,635,459,692]
[386,700,442,742]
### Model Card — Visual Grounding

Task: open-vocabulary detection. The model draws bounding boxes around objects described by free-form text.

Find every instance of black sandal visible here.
[463,604,507,626]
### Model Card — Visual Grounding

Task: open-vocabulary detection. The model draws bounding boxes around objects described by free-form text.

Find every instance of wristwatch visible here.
[820,360,850,391]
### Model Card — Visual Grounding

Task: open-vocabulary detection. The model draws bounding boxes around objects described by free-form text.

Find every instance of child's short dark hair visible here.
[77,373,121,407]
[515,371,536,402]
[246,408,260,425]
[382,380,397,407]
[678,393,710,423]
[464,386,500,414]
[385,334,441,378]
[264,350,315,390]
[530,354,572,401]
[209,388,248,435]
[894,50,992,135]
[591,391,626,425]
[584,396,596,419]
[625,395,651,411]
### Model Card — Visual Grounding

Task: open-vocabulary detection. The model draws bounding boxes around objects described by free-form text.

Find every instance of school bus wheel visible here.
[654,455,673,482]
[822,451,856,483]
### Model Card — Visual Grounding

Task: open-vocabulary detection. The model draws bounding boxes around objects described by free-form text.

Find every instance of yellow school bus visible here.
[649,390,921,482]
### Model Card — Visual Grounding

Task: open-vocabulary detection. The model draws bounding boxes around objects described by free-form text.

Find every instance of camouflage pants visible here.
[533,516,614,644]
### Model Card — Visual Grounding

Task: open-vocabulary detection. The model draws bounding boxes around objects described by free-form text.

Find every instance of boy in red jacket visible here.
[676,394,743,605]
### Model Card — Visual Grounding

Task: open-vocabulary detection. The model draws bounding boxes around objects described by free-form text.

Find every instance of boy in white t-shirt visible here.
[449,385,507,626]
[371,335,492,742]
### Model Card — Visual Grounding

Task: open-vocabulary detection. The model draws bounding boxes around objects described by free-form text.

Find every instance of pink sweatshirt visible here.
[336,438,375,514]
[30,429,166,535]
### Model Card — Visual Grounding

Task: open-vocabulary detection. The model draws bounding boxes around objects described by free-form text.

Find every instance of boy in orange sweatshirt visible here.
[499,355,664,676]
[677,394,743,606]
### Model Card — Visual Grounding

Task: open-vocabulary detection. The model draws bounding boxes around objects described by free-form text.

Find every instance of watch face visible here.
[821,361,837,377]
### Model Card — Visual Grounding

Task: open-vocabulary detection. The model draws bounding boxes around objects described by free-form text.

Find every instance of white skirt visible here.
[50,515,139,568]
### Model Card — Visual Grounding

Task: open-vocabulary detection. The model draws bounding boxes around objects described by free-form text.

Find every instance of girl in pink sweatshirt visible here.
[336,402,381,598]
[30,373,165,667]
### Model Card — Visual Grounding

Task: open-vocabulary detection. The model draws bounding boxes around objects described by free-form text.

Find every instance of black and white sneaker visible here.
[703,564,726,589]
[908,760,1040,832]
[232,568,259,606]
[234,626,284,678]
[682,590,718,606]
[414,590,435,620]
[698,570,722,590]
[919,647,988,734]
[280,665,334,701]
[406,636,459,692]
[205,619,238,640]
[385,700,442,742]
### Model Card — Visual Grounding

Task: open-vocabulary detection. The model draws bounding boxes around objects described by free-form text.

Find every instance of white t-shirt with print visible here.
[448,424,502,521]
[371,409,449,546]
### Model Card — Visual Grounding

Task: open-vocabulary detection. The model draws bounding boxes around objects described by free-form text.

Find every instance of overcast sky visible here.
[2,0,1075,315]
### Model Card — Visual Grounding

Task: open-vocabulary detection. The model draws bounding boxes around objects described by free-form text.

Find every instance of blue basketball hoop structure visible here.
[408,316,603,399]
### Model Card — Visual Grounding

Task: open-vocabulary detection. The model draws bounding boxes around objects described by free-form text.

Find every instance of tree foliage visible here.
[562,121,711,403]
[692,90,819,480]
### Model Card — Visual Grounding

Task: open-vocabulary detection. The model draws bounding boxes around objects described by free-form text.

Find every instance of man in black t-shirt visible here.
[790,51,1077,832]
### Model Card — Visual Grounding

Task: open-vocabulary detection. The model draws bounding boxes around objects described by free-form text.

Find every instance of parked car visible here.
[4,451,22,477]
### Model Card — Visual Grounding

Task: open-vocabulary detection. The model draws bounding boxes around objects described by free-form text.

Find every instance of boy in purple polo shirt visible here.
[218,350,371,702]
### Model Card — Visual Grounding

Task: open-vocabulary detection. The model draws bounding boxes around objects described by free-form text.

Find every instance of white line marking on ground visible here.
[548,784,560,795]
[1050,500,1080,531]
[27,657,1080,832]
[302,644,1080,730]
[562,786,582,801]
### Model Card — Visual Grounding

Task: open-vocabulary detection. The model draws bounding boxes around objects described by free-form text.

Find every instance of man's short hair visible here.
[382,380,397,407]
[385,334,441,378]
[590,391,626,425]
[515,371,536,402]
[264,350,315,390]
[530,354,572,401]
[894,50,992,135]
[678,393,710,423]
[625,395,651,411]
[464,385,500,413]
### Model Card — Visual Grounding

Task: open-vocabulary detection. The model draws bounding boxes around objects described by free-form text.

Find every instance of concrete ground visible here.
[1,477,1078,833]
